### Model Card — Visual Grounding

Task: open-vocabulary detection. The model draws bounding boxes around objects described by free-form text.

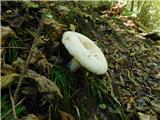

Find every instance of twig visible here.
[13,17,44,103]
[1,47,27,49]
[2,97,26,119]
[16,38,32,42]
[70,88,81,98]
[74,105,81,120]
[93,114,98,120]
[48,103,53,120]
[9,87,18,119]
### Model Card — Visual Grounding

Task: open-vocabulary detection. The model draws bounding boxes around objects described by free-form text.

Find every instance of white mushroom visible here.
[62,31,108,75]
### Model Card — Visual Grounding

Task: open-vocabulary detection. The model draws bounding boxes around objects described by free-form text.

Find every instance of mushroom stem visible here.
[68,58,81,72]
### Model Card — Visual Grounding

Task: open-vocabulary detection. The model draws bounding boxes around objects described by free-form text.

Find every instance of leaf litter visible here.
[1,1,160,120]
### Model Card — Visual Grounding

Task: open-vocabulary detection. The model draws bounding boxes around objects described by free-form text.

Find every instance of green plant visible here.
[51,65,72,100]
[121,8,134,17]
[50,65,73,118]
[64,9,77,22]
[91,79,127,120]
[1,94,25,120]
[24,1,39,9]
[5,38,19,64]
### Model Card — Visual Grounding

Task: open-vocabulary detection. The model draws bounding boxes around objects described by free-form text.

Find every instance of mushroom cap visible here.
[62,31,108,75]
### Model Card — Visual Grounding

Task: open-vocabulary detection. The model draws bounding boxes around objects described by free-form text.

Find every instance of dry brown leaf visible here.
[35,18,66,46]
[109,2,125,16]
[1,26,16,46]
[34,35,50,47]
[37,59,53,74]
[30,48,53,75]
[12,57,25,72]
[152,86,160,97]
[21,86,38,95]
[1,63,62,98]
[138,111,158,120]
[27,70,63,98]
[1,63,16,74]
[1,26,16,61]
[138,112,150,120]
[30,48,46,64]
[43,18,66,31]
[1,73,20,89]
[59,110,75,120]
[56,5,70,16]
[43,18,59,26]
[43,18,66,41]
[151,102,160,114]
[23,114,39,120]
[70,24,76,31]
[2,14,24,28]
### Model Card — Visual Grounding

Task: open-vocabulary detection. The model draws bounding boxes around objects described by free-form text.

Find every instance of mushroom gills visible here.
[68,58,81,72]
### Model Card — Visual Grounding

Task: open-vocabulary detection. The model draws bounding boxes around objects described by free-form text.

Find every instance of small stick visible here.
[48,103,53,120]
[2,97,26,119]
[13,17,44,103]
[74,105,81,120]
[1,47,28,49]
[9,87,18,119]
[16,38,32,42]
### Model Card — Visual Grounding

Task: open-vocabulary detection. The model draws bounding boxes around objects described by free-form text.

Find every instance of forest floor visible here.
[1,1,160,120]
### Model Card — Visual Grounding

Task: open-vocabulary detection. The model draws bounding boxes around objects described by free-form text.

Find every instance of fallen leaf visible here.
[2,14,24,28]
[151,102,160,114]
[43,18,66,41]
[37,59,53,75]
[34,35,50,47]
[1,26,16,46]
[12,57,25,72]
[70,24,76,31]
[30,48,53,75]
[35,75,62,98]
[59,110,75,120]
[56,5,70,16]
[30,48,46,64]
[138,112,150,120]
[43,18,59,26]
[1,73,20,89]
[1,63,16,74]
[23,114,39,120]
[152,87,160,97]
[27,70,63,98]
[21,86,37,95]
